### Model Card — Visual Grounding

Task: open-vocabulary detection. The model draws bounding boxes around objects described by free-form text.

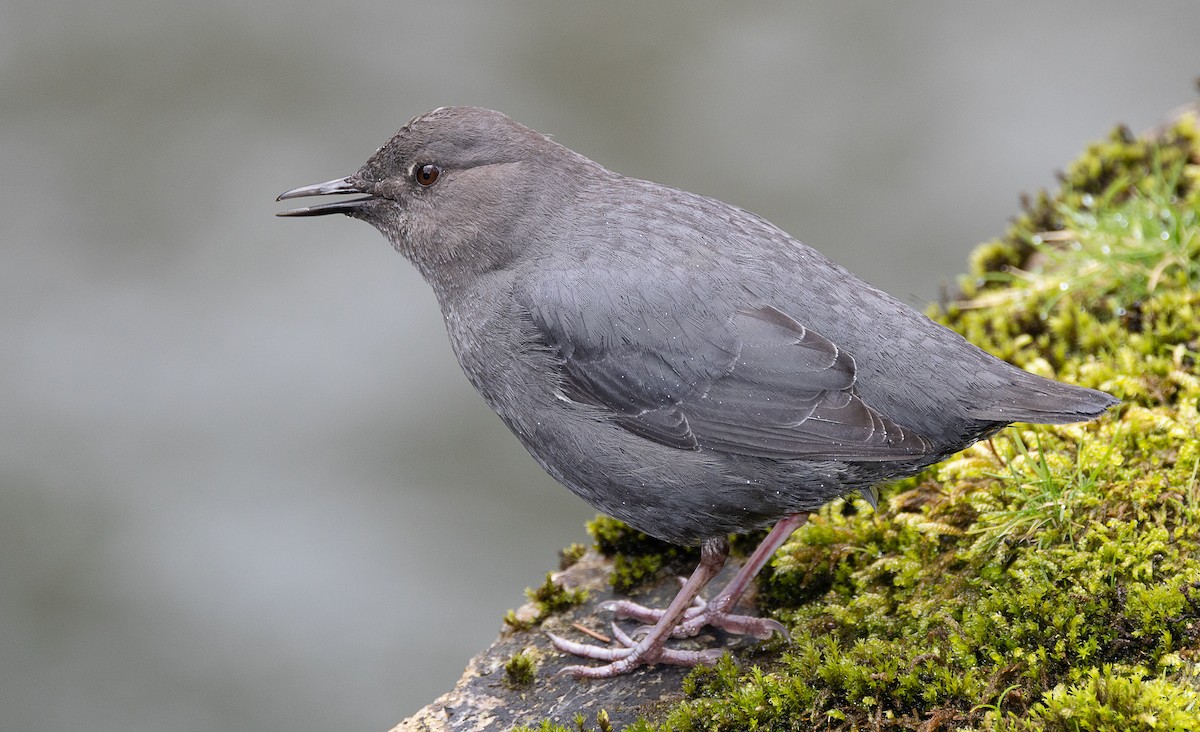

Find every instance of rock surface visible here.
[393,550,765,731]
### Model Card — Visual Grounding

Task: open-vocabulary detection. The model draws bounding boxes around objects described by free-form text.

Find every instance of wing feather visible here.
[520,277,932,462]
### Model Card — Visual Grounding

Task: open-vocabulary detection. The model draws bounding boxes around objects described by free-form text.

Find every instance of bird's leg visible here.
[603,514,807,639]
[548,537,730,678]
[675,513,806,637]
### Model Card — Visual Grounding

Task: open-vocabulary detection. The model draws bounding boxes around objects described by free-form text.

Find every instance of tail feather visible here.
[967,377,1118,425]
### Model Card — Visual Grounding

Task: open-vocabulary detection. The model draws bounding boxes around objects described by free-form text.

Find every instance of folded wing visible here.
[521,277,932,462]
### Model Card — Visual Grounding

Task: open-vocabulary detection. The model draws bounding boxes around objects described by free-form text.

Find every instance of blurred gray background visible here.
[3,3,1198,730]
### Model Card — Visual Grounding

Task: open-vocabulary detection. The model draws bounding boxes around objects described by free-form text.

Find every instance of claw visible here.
[628,624,653,641]
[610,622,638,647]
[766,618,789,640]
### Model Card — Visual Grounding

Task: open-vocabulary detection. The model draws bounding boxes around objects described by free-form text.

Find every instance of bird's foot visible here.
[600,588,787,640]
[547,536,762,678]
[547,623,725,678]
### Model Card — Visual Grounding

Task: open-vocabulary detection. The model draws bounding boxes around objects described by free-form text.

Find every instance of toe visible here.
[546,632,631,661]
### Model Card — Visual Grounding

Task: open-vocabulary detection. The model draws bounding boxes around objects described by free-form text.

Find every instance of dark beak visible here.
[276,177,373,217]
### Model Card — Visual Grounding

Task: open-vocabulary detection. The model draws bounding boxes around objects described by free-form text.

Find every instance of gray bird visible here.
[277,107,1117,678]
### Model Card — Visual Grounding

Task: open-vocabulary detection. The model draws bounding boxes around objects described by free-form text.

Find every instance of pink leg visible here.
[548,537,730,678]
[603,514,808,639]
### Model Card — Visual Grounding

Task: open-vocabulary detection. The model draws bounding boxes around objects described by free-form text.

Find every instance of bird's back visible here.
[559,170,1116,454]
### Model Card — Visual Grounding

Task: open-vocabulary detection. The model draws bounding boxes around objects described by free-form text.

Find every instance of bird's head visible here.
[278,107,588,286]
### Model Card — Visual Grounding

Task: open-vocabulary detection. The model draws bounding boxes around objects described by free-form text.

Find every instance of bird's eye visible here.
[415,164,441,186]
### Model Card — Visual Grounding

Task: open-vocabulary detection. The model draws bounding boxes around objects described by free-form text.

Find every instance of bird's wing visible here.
[518,275,932,461]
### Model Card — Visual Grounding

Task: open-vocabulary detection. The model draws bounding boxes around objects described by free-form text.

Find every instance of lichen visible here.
[526,110,1200,730]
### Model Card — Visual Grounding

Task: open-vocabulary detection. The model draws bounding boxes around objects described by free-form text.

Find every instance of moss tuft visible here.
[515,708,620,732]
[951,114,1199,306]
[503,573,589,631]
[999,666,1200,731]
[559,542,588,570]
[529,572,588,614]
[587,514,701,593]
[505,648,539,687]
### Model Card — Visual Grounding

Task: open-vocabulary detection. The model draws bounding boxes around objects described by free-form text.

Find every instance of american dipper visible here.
[277,107,1118,678]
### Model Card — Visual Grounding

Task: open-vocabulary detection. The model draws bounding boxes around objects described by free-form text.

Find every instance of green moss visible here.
[530,572,588,614]
[953,115,1199,305]
[516,709,617,732]
[559,542,588,569]
[585,509,845,595]
[503,572,589,631]
[999,666,1200,731]
[587,514,700,593]
[505,648,539,687]
[533,113,1200,729]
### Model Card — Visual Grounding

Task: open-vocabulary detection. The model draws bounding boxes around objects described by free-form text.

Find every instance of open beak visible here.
[276,177,373,217]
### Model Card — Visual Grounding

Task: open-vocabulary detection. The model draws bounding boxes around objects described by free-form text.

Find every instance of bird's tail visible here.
[965,370,1118,425]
